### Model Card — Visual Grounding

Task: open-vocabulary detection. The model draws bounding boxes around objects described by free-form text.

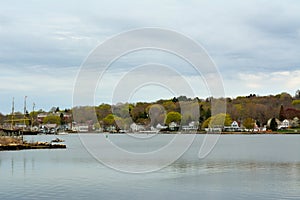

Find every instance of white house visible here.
[156,123,168,130]
[278,119,289,130]
[224,121,242,132]
[130,123,145,132]
[182,121,198,131]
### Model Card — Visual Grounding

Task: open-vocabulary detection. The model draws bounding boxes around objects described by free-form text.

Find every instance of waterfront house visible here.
[130,123,145,132]
[37,113,48,123]
[156,123,168,130]
[224,121,243,132]
[278,119,289,130]
[182,121,198,131]
[168,122,178,131]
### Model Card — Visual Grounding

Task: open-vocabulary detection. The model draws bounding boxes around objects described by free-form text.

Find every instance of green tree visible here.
[201,113,232,129]
[102,114,125,130]
[60,113,65,125]
[43,115,61,125]
[243,118,255,129]
[270,118,278,131]
[103,114,115,126]
[94,122,101,130]
[292,100,300,109]
[147,104,166,126]
[205,108,211,119]
[96,104,112,121]
[292,100,300,105]
[162,101,176,113]
[165,111,182,125]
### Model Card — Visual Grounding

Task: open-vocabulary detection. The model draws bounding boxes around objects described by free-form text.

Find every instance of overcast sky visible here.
[0,0,300,113]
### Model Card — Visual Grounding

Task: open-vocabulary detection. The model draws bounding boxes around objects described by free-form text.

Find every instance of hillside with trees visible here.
[2,91,300,132]
[70,91,300,131]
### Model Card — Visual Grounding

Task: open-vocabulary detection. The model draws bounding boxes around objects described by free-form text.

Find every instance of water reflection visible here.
[170,159,300,176]
[0,155,36,177]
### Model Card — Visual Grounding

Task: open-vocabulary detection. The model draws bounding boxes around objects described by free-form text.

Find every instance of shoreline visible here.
[0,136,66,151]
[82,131,300,135]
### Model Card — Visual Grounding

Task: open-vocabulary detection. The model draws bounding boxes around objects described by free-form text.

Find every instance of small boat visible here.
[57,131,69,135]
[51,138,65,143]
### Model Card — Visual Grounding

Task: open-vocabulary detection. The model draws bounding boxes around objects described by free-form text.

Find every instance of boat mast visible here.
[31,102,35,130]
[11,97,15,130]
[23,96,27,130]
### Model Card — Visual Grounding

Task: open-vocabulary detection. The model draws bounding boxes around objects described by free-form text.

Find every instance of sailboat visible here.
[2,97,38,136]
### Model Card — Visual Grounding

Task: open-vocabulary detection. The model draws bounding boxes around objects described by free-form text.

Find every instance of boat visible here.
[2,97,39,136]
[51,137,65,143]
[57,131,69,135]
[19,129,38,135]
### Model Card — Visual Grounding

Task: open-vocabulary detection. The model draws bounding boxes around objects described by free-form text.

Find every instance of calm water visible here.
[0,134,299,200]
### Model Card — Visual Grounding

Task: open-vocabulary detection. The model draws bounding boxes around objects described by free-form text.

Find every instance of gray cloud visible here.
[0,0,300,113]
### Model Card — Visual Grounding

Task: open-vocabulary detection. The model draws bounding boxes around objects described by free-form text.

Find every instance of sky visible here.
[0,0,300,114]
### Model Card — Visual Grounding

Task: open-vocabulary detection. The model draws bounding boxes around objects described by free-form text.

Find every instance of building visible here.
[278,119,289,130]
[224,121,243,132]
[130,123,145,132]
[182,121,198,131]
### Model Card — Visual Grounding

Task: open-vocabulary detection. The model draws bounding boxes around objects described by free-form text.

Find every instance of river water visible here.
[0,134,299,200]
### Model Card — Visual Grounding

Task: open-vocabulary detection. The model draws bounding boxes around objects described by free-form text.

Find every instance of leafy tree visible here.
[284,108,300,119]
[147,104,166,126]
[256,120,261,128]
[292,100,300,105]
[211,113,232,127]
[96,104,112,120]
[72,106,97,123]
[205,108,211,119]
[114,116,125,130]
[243,118,255,129]
[172,97,178,103]
[0,112,4,124]
[103,114,115,126]
[292,100,300,109]
[130,102,150,122]
[202,113,232,129]
[295,89,300,99]
[177,96,188,102]
[181,114,192,125]
[162,101,176,113]
[43,115,61,125]
[102,114,125,130]
[165,112,182,125]
[49,107,57,113]
[94,122,101,130]
[270,118,278,131]
[279,105,286,121]
[60,113,65,125]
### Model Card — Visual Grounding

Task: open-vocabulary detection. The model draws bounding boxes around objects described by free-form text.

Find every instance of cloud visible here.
[0,0,300,113]
[224,70,300,97]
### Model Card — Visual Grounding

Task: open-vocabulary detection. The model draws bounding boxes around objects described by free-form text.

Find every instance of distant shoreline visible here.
[81,131,300,135]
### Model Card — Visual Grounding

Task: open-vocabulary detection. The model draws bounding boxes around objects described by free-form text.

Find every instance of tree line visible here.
[1,92,300,130]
